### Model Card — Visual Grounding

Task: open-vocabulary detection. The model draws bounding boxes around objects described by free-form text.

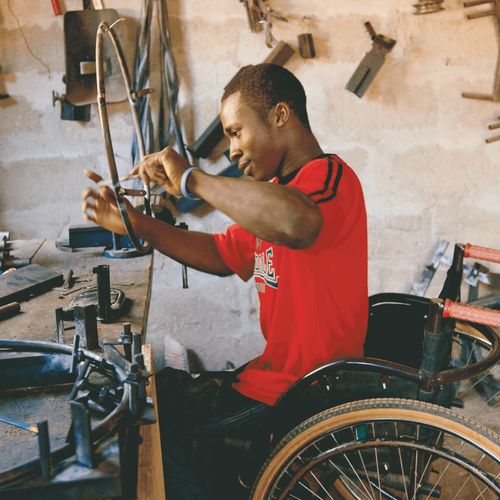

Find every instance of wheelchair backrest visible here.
[364,293,429,369]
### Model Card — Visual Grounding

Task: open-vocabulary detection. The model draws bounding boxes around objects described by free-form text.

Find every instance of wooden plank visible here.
[137,344,166,500]
[0,264,64,307]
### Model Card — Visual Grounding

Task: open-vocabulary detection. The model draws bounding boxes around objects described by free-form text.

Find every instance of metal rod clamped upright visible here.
[74,304,99,350]
[37,420,52,480]
[345,21,397,98]
[93,265,111,322]
[70,399,95,468]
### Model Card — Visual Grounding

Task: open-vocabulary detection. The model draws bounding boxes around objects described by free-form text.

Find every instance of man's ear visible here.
[273,102,290,128]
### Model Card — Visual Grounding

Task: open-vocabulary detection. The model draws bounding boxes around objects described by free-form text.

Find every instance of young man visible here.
[82,63,368,498]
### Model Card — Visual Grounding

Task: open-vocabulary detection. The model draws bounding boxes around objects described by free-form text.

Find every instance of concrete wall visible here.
[1,1,498,370]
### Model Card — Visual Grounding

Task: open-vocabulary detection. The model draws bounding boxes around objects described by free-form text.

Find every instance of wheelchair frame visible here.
[247,243,500,499]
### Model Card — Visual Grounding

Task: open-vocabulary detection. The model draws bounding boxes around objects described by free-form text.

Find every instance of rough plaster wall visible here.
[1,1,499,370]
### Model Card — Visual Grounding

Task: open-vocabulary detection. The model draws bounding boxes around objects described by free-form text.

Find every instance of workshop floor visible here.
[459,380,499,434]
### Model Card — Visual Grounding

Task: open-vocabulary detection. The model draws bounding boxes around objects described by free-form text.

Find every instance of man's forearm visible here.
[135,213,233,276]
[188,170,322,249]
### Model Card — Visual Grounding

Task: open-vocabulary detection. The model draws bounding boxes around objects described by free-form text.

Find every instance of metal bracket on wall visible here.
[52,90,91,122]
[462,0,500,143]
[413,0,445,15]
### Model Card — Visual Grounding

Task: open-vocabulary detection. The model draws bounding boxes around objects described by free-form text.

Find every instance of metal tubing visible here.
[95,21,151,254]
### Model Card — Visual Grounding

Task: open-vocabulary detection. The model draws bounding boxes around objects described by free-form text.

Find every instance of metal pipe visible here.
[95,21,151,254]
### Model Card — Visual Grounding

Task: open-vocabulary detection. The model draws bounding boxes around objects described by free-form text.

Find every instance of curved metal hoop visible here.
[0,339,130,487]
[96,20,151,254]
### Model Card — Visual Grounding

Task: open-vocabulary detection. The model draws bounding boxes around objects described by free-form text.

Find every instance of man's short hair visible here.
[222,63,311,130]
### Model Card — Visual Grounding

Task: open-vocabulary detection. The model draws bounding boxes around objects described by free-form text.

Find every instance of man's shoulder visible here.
[293,154,359,188]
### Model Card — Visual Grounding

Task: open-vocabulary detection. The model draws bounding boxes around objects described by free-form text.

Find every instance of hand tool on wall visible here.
[298,17,316,59]
[238,0,288,47]
[413,0,445,14]
[63,2,126,106]
[462,0,500,143]
[346,22,396,98]
[240,0,263,32]
[52,1,134,122]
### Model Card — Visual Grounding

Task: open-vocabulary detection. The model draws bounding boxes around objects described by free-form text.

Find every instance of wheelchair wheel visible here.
[252,398,499,499]
[452,323,500,407]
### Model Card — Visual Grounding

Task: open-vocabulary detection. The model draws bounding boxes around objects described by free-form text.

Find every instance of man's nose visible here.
[229,144,242,163]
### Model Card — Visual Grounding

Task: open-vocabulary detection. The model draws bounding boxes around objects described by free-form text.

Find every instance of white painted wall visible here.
[1,1,498,370]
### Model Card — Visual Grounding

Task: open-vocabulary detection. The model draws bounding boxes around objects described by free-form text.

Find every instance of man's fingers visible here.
[84,169,104,183]
[83,210,97,224]
[138,168,152,186]
[82,187,99,201]
[99,185,116,203]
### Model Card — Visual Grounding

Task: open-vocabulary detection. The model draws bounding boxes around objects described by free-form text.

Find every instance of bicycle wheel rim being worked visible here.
[252,398,500,500]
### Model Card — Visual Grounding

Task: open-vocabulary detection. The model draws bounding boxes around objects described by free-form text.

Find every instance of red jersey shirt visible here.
[213,154,368,406]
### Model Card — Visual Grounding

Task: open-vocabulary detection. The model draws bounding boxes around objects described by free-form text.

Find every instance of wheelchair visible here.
[222,243,500,499]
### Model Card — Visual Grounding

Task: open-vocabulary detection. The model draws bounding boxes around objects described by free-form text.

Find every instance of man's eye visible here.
[234,130,241,138]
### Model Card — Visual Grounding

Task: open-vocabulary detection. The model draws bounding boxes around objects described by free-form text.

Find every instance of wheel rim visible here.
[254,405,499,500]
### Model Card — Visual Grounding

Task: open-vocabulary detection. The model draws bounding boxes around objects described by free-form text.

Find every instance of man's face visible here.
[220,92,284,181]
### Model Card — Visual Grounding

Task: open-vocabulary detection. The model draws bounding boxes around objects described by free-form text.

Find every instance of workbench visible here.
[0,239,153,343]
[0,239,163,498]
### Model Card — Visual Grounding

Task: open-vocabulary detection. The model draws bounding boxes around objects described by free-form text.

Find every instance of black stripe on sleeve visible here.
[314,162,343,204]
[307,155,344,204]
[307,156,333,197]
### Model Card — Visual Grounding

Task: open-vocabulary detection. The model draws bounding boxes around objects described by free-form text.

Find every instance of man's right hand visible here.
[131,147,192,197]
[81,170,139,236]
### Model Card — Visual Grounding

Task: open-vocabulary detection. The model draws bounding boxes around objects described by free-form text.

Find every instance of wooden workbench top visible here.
[0,239,153,345]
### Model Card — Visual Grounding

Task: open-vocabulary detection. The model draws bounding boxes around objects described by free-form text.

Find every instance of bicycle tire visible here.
[252,398,500,499]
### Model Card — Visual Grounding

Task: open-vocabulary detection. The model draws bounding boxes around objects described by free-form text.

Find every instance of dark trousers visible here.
[155,367,273,500]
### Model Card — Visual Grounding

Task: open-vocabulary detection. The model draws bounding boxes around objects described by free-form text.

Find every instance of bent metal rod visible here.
[95,19,152,253]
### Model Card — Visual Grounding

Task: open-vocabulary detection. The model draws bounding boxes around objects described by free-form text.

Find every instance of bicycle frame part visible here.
[96,20,152,254]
